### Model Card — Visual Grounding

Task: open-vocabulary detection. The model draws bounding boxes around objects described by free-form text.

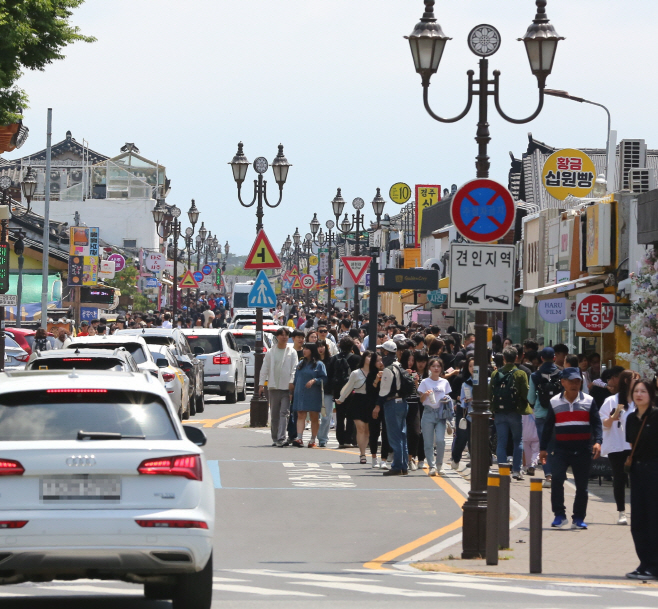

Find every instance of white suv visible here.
[179,329,247,403]
[0,369,214,608]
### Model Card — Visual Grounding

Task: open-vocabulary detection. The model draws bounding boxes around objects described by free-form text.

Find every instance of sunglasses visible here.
[318,329,328,333]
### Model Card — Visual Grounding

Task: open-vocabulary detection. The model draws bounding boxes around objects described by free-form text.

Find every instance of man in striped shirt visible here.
[539,367,603,530]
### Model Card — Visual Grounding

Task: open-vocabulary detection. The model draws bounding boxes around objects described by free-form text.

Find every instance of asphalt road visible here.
[2,391,657,608]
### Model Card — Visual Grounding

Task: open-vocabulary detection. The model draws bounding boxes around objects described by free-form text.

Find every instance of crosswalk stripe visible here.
[420,581,597,597]
[330,463,344,468]
[212,583,322,596]
[31,584,139,595]
[628,590,658,597]
[295,581,461,597]
[228,569,373,583]
[213,576,249,582]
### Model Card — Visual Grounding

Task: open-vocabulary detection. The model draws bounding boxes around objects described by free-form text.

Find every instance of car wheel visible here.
[172,552,213,609]
[237,378,246,402]
[144,582,174,600]
[189,389,197,417]
[182,394,190,420]
[225,381,237,404]
[196,388,205,413]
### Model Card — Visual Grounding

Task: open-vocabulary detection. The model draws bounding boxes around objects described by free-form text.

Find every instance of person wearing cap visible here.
[77,321,90,337]
[377,340,409,476]
[528,347,561,485]
[539,367,603,530]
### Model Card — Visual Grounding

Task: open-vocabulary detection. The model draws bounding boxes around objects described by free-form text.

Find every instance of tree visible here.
[104,258,151,311]
[0,1,95,124]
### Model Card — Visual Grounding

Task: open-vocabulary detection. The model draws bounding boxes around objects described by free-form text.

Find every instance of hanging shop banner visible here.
[69,227,100,257]
[415,184,441,248]
[68,255,99,286]
[542,148,596,200]
[538,298,567,323]
[575,293,615,333]
[0,243,8,294]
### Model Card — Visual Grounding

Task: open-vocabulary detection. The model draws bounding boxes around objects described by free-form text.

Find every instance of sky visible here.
[12,0,658,255]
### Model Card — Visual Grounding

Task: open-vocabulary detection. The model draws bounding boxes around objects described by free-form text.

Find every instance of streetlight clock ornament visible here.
[468,25,501,57]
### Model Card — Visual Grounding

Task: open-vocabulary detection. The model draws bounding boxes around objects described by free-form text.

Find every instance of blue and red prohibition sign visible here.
[450,179,516,243]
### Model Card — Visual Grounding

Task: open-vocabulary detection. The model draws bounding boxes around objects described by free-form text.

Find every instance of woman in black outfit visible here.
[451,355,473,470]
[401,349,423,472]
[367,351,390,469]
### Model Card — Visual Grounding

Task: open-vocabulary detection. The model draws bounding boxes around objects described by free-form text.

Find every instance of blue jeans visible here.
[534,416,553,476]
[384,398,408,472]
[317,395,335,445]
[551,446,591,521]
[421,408,448,470]
[494,411,523,472]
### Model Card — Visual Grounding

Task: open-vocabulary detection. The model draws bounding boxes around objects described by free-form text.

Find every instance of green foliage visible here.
[226,267,257,277]
[133,293,152,310]
[0,1,95,124]
[104,259,139,295]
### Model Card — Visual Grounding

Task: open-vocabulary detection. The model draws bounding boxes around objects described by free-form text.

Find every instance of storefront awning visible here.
[520,275,607,307]
[439,276,449,289]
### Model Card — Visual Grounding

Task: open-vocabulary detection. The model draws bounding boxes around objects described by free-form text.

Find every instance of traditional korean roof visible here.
[10,130,108,165]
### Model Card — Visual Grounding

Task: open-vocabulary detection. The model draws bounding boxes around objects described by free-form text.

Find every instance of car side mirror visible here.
[156,358,168,368]
[184,426,207,447]
[241,345,251,354]
[193,346,205,356]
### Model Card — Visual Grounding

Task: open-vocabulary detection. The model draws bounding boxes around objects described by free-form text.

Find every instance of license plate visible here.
[40,475,121,501]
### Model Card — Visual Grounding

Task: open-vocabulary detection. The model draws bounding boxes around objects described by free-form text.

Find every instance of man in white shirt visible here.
[259,327,298,447]
[162,313,172,329]
[202,306,215,328]
[54,328,72,349]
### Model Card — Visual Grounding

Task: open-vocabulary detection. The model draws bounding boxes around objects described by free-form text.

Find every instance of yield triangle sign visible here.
[291,275,302,289]
[244,229,282,270]
[289,265,299,277]
[179,269,199,288]
[341,256,371,284]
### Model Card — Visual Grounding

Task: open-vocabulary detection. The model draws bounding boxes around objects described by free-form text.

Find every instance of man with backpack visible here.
[327,336,360,448]
[378,340,416,476]
[489,347,530,480]
[528,347,561,486]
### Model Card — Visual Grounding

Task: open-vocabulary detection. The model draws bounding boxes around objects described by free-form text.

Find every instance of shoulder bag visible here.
[624,413,649,474]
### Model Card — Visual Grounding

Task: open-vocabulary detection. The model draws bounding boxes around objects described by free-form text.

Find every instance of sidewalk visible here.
[415,458,653,584]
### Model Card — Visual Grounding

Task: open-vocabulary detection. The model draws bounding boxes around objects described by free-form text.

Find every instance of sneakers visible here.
[429,467,438,476]
[626,568,657,580]
[451,460,459,470]
[318,442,326,448]
[543,475,552,488]
[307,441,316,448]
[571,519,588,530]
[337,444,348,449]
[371,457,379,468]
[383,469,403,476]
[292,439,304,448]
[408,458,418,471]
[512,471,524,480]
[276,440,284,447]
[419,460,428,470]
[526,466,535,476]
[617,511,628,525]
[551,515,568,528]
[380,461,391,470]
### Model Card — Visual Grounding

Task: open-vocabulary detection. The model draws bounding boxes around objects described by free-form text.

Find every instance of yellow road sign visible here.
[309,255,319,266]
[390,182,412,205]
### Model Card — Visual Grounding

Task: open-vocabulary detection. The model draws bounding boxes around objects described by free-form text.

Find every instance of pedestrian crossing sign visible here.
[244,229,282,270]
[247,270,277,308]
[178,269,199,288]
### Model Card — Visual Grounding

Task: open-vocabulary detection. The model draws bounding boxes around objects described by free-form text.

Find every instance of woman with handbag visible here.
[418,357,454,476]
[367,352,390,469]
[401,349,423,472]
[600,370,639,525]
[336,350,374,464]
[625,379,658,580]
[292,343,328,448]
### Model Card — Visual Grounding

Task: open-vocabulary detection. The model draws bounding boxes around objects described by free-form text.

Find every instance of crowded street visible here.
[0,1,657,608]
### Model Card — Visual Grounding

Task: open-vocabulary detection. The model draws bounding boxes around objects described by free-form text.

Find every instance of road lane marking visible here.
[294,581,461,597]
[229,569,375,583]
[208,460,222,488]
[282,462,355,488]
[29,585,139,595]
[629,590,658,597]
[195,409,250,428]
[212,583,322,596]
[420,581,597,597]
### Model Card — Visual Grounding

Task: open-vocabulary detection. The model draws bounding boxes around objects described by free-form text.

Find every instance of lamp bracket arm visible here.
[237,181,258,208]
[492,70,545,124]
[422,70,475,123]
[263,180,283,208]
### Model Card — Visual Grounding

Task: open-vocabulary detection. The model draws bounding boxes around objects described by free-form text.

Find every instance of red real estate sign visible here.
[340,256,371,285]
[575,293,614,333]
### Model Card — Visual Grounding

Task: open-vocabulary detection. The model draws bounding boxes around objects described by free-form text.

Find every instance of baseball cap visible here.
[80,320,89,326]
[393,333,406,340]
[561,367,582,380]
[380,340,398,353]
[540,347,555,359]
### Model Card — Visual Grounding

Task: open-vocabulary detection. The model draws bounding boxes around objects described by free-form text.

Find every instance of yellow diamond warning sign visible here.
[244,229,282,270]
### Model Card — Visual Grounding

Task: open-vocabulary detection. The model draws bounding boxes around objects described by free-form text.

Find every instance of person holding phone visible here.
[418,357,454,476]
[600,370,639,525]
[452,356,474,470]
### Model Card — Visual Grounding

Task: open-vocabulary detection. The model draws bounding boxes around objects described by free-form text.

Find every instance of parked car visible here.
[116,329,205,415]
[150,344,191,420]
[0,369,214,608]
[26,347,140,372]
[66,335,164,385]
[179,328,247,403]
[227,308,274,329]
[5,328,56,355]
[4,335,29,370]
[229,328,274,386]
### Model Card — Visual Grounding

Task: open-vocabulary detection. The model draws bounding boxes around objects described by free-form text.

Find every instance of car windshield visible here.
[140,336,175,346]
[0,390,177,441]
[28,358,125,371]
[233,292,249,308]
[184,334,222,354]
[232,335,255,351]
[5,336,21,349]
[71,343,147,364]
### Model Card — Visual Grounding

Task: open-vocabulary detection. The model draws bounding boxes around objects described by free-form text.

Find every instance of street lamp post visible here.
[407,0,562,558]
[229,142,291,426]
[332,189,368,320]
[309,214,338,310]
[368,188,386,351]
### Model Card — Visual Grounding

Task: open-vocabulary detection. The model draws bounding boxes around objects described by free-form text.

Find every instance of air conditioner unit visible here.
[48,170,66,195]
[423,257,443,273]
[619,139,647,191]
[628,168,657,194]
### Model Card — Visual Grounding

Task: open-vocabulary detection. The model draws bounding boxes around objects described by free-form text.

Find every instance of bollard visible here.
[498,464,511,550]
[529,477,543,574]
[486,473,500,565]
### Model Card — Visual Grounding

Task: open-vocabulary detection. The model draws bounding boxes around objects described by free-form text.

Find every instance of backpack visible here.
[491,368,518,413]
[34,337,49,352]
[535,371,562,410]
[331,354,352,399]
[388,364,416,400]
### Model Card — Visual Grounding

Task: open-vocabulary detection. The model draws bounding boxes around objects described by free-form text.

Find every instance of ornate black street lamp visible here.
[406,0,562,558]
[309,214,338,309]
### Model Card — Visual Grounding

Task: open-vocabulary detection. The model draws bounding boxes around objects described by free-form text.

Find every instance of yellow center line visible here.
[364,469,466,570]
[183,409,250,428]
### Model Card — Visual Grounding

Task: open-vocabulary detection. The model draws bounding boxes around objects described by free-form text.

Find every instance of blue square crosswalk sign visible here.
[248,270,277,308]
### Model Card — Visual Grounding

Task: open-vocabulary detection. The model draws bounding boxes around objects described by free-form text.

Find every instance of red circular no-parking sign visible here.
[451,178,516,242]
[576,294,614,332]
